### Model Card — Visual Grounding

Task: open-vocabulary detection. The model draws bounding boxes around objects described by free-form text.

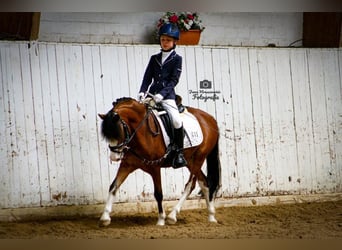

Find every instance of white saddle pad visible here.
[152,108,203,149]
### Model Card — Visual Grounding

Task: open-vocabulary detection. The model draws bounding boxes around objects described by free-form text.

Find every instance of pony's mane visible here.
[112,97,135,107]
[101,97,138,140]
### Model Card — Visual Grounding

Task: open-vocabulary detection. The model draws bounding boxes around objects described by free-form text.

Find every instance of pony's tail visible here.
[206,137,221,201]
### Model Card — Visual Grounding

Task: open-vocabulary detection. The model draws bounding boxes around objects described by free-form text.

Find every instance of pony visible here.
[98,97,221,226]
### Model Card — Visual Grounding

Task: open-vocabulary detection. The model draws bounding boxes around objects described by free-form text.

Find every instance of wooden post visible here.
[30,12,41,40]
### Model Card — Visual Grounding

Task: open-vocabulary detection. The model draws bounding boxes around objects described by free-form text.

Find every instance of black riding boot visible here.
[173,126,187,168]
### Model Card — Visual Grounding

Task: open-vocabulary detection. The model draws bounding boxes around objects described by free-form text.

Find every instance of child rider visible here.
[137,23,187,168]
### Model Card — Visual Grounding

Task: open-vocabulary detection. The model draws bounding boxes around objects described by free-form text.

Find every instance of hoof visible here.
[98,219,111,227]
[208,215,217,223]
[156,212,166,226]
[156,220,165,226]
[166,215,177,225]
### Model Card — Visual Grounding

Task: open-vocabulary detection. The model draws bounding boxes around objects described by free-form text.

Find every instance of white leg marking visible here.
[167,177,194,224]
[156,212,166,226]
[99,192,115,227]
[198,180,217,223]
[208,200,217,223]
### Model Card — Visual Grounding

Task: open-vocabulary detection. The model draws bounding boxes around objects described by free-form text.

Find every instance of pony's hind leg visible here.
[197,170,217,223]
[99,164,133,227]
[166,174,196,224]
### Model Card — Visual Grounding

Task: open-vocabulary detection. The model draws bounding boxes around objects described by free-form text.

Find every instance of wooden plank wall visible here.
[0,41,341,208]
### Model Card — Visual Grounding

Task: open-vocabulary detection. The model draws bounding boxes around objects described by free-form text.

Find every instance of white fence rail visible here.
[0,41,341,209]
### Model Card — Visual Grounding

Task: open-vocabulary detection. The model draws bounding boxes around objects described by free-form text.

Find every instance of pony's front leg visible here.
[99,189,115,226]
[99,164,133,227]
[167,174,196,224]
[155,190,165,226]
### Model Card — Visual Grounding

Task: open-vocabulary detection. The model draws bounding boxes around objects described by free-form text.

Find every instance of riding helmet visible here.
[158,23,180,40]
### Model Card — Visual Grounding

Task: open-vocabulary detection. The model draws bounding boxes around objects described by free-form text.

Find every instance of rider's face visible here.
[160,35,176,51]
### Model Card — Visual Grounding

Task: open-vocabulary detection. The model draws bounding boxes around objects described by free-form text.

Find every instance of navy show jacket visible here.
[139,50,182,100]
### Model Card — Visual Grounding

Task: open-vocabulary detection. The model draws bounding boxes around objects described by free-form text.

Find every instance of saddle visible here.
[144,95,203,150]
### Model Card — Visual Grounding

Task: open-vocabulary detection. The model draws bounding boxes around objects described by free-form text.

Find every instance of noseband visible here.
[108,118,131,154]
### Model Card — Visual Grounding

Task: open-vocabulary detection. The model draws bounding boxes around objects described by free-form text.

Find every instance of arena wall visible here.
[0,41,341,211]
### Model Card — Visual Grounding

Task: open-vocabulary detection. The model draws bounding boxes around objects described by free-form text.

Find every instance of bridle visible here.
[108,118,131,154]
[108,108,150,155]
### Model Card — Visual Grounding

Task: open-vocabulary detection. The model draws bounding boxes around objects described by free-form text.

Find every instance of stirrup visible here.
[173,153,187,169]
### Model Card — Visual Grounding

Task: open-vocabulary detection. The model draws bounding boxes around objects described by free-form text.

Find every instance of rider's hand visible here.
[153,94,163,103]
[137,92,145,102]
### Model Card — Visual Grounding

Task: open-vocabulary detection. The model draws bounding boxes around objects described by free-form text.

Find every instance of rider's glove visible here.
[153,94,163,103]
[137,92,145,102]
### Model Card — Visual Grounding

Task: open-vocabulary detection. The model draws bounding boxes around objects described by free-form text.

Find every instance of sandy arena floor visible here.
[1,199,341,239]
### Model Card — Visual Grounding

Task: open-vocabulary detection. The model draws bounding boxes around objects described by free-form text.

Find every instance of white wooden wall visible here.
[0,41,341,209]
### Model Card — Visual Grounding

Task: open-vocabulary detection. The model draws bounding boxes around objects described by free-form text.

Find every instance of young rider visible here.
[137,23,187,168]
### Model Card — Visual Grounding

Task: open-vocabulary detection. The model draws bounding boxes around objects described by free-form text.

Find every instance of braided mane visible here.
[112,97,135,107]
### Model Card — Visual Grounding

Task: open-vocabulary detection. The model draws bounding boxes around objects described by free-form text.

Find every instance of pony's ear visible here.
[98,113,106,120]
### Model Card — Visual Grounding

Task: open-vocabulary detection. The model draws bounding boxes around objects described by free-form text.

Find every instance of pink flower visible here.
[187,14,194,20]
[157,19,163,28]
[169,14,178,23]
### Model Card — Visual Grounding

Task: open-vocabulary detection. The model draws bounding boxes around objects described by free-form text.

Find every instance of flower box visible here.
[156,12,205,44]
[178,30,201,45]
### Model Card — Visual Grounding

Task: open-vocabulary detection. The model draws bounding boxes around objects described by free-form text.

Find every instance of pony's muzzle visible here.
[108,142,124,162]
[110,151,122,162]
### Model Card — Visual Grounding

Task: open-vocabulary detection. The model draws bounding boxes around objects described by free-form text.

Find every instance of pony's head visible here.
[98,97,140,162]
[98,97,135,139]
[98,109,121,140]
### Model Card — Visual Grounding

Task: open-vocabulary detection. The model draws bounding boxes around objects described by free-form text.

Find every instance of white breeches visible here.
[161,99,182,129]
